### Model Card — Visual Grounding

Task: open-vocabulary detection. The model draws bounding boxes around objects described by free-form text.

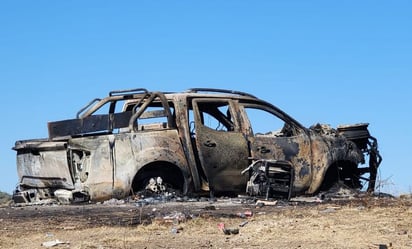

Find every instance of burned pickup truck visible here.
[12,88,382,204]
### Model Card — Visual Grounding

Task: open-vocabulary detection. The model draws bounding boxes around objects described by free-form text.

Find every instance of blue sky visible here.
[0,1,410,195]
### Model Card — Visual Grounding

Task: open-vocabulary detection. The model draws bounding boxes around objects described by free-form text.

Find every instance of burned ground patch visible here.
[1,195,412,249]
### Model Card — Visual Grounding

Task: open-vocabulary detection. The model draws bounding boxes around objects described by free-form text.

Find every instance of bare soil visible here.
[1,196,411,249]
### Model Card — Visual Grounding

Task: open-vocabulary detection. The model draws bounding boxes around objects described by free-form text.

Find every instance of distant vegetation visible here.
[0,191,12,205]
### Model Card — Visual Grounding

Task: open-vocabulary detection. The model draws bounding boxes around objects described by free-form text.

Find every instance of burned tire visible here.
[319,161,362,192]
[131,162,185,194]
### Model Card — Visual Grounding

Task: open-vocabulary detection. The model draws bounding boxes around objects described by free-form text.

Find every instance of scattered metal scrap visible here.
[242,159,294,200]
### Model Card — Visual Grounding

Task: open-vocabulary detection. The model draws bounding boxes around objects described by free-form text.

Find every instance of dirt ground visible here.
[1,195,411,249]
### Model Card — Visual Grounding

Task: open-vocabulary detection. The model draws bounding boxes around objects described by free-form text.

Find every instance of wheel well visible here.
[131,161,185,193]
[319,160,361,191]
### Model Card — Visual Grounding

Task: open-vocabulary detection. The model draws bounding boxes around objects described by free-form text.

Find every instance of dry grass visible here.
[1,198,411,249]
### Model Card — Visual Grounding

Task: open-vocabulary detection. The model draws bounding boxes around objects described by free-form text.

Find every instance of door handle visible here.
[204,140,216,147]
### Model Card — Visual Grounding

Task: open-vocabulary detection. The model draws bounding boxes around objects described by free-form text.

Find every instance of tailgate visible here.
[14,139,74,190]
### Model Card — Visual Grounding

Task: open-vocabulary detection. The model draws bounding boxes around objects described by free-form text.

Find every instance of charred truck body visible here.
[12,88,382,204]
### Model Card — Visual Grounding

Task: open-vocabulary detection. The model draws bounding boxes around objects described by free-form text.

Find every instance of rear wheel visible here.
[131,162,185,195]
